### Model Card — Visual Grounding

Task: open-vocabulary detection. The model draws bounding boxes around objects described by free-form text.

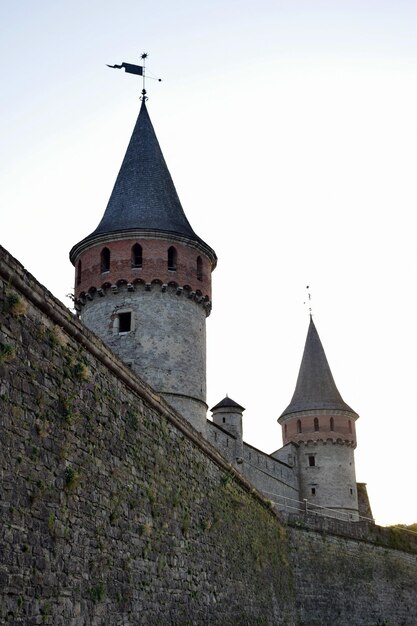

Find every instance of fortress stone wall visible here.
[1,244,417,625]
[206,422,300,508]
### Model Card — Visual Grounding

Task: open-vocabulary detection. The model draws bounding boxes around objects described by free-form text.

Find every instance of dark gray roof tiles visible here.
[280,316,357,418]
[211,396,246,412]
[70,101,216,262]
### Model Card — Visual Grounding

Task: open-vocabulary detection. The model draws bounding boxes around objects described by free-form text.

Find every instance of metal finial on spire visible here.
[303,285,313,317]
[141,52,147,98]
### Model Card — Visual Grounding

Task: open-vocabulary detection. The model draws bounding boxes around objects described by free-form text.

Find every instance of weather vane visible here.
[107,52,162,100]
[303,285,313,317]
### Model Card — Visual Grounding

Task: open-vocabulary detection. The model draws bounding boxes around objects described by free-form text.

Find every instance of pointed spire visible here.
[70,101,216,263]
[280,316,357,417]
[92,101,199,239]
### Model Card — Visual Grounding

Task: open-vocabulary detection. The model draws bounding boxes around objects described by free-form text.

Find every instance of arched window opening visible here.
[168,246,177,271]
[196,256,203,281]
[330,417,334,431]
[297,420,302,434]
[101,247,110,273]
[131,243,143,268]
[77,260,82,286]
[314,418,319,432]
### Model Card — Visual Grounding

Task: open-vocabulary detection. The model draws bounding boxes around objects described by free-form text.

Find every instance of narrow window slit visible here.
[197,256,203,281]
[132,243,143,268]
[168,246,177,271]
[101,247,110,273]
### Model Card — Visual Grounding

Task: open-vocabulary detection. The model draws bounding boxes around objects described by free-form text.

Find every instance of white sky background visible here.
[1,0,416,525]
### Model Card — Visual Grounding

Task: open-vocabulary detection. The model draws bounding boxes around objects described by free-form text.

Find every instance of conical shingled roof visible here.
[70,100,216,262]
[211,396,245,412]
[280,316,357,418]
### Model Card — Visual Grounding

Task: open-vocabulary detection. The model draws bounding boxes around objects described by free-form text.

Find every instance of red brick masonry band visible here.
[282,411,357,447]
[73,237,212,299]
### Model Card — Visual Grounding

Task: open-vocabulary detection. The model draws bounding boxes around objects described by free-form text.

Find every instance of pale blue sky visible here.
[1,0,416,525]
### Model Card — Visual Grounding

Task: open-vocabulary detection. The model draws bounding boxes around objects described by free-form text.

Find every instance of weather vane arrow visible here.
[106,62,145,75]
[107,53,161,100]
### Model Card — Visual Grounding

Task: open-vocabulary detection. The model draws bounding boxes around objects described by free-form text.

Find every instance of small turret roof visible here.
[211,396,246,412]
[280,316,357,418]
[70,100,216,263]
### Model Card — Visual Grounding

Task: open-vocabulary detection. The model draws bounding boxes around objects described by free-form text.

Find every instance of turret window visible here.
[77,260,82,286]
[118,312,132,333]
[314,418,319,432]
[308,455,316,467]
[113,309,134,335]
[297,420,302,434]
[101,247,110,273]
[196,256,203,281]
[330,417,334,431]
[348,420,352,433]
[168,246,177,271]
[131,244,143,268]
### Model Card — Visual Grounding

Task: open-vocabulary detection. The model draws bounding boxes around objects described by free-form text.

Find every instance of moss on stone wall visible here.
[1,245,417,625]
[0,247,296,625]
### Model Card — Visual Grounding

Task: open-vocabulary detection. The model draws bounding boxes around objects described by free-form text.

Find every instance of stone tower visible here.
[69,99,217,433]
[278,316,359,520]
[211,396,245,462]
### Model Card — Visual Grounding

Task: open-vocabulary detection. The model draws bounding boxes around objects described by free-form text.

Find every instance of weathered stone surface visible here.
[0,246,294,624]
[1,244,417,625]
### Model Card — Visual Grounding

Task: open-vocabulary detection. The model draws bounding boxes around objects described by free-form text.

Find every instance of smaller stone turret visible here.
[211,396,245,439]
[211,396,245,462]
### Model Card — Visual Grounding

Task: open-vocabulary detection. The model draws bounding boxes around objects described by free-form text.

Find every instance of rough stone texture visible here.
[1,244,417,626]
[0,246,294,625]
[206,420,300,510]
[297,440,358,519]
[288,525,417,626]
[241,443,300,510]
[357,482,374,520]
[80,282,208,433]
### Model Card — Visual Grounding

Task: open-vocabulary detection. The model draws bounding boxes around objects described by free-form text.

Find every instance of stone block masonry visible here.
[288,524,417,625]
[1,243,417,625]
[80,282,208,432]
[0,245,295,625]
